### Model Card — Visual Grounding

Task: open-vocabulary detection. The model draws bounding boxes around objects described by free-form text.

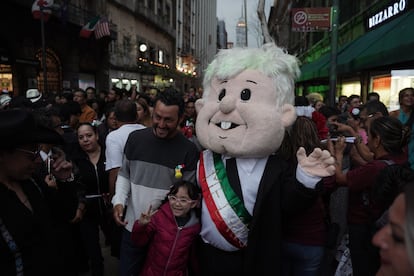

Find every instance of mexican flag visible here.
[32,0,54,21]
[80,16,100,38]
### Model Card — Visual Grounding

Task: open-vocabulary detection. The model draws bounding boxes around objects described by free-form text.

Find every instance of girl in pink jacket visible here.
[131,180,201,276]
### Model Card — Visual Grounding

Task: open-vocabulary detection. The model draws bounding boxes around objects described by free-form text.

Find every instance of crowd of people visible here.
[1,78,414,276]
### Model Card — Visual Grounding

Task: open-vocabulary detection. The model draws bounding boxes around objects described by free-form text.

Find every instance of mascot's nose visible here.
[219,94,236,114]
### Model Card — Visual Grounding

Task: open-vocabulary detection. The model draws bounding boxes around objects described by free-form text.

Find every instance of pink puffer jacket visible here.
[131,202,201,276]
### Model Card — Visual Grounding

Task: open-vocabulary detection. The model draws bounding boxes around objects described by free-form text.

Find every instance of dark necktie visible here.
[226,158,244,202]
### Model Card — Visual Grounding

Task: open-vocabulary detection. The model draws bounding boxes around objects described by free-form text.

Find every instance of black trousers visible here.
[348,224,380,276]
[80,218,104,276]
[198,241,244,276]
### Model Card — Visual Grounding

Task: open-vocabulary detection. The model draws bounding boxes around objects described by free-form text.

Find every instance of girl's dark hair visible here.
[161,180,201,217]
[167,180,200,200]
[369,116,410,154]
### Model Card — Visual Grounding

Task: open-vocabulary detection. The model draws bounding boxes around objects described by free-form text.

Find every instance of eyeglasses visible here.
[167,195,194,205]
[16,148,41,161]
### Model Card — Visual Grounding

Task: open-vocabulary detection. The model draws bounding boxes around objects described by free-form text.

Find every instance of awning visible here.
[298,9,414,82]
[298,53,330,81]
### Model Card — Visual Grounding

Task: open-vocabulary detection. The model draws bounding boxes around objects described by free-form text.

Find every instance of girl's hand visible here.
[139,205,158,225]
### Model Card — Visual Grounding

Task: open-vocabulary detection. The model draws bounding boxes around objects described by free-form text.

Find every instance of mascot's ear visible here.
[195,98,204,114]
[281,104,296,127]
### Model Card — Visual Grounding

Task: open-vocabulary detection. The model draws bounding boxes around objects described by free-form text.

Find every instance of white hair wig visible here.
[202,43,301,106]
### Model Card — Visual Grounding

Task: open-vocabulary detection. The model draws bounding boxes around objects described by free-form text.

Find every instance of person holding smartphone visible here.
[0,108,77,275]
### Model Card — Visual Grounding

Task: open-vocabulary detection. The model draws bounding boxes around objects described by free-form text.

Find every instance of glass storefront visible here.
[389,69,414,111]
[0,64,13,93]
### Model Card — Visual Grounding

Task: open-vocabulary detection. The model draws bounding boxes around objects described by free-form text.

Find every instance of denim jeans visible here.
[119,228,147,276]
[281,241,325,276]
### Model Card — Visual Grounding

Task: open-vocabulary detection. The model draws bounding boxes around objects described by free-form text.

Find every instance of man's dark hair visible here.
[360,100,389,117]
[85,86,96,93]
[155,87,185,117]
[73,88,87,98]
[112,87,123,98]
[62,91,73,101]
[33,106,61,129]
[60,101,81,123]
[367,92,380,102]
[319,105,341,120]
[114,99,137,122]
[347,94,360,104]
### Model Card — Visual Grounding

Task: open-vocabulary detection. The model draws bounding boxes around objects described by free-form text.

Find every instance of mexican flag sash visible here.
[199,150,252,249]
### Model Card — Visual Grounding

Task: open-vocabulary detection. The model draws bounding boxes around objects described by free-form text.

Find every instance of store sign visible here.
[291,8,332,32]
[367,0,407,29]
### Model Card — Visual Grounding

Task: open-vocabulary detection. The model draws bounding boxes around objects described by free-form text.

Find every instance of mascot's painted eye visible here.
[240,89,251,101]
[218,89,226,101]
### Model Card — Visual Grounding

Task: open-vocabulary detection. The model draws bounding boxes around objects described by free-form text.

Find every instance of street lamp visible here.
[139,43,147,52]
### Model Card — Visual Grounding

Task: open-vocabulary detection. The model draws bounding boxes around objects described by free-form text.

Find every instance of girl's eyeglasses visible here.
[167,195,194,205]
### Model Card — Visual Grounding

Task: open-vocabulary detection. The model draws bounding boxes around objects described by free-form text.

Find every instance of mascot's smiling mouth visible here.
[216,121,239,130]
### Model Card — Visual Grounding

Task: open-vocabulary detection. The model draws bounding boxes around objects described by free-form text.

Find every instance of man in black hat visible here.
[0,108,78,275]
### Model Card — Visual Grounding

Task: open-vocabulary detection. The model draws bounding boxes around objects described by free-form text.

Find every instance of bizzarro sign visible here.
[367,0,409,29]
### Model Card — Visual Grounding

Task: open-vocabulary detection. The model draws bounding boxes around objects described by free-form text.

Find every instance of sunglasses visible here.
[16,148,41,161]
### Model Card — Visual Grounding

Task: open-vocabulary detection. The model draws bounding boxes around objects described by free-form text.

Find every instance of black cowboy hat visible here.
[0,108,63,149]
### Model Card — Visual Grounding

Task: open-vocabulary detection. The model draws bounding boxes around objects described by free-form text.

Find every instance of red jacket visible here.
[131,202,201,276]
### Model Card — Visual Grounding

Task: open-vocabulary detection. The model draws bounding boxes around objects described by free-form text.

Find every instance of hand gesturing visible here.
[297,147,336,177]
[139,205,158,225]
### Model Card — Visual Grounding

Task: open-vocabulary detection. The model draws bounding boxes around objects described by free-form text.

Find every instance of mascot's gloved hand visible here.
[296,147,336,189]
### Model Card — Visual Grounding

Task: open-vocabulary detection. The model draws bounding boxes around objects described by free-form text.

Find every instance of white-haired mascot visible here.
[195,43,335,275]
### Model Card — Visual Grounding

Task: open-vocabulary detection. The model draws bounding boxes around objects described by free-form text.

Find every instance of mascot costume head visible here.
[195,42,335,275]
[196,43,300,158]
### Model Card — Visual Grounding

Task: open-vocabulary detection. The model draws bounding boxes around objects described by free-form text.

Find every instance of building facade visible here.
[268,0,414,109]
[0,0,217,98]
[0,0,116,97]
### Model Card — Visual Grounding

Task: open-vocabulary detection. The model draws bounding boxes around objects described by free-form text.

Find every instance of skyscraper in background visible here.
[217,20,228,49]
[236,4,247,48]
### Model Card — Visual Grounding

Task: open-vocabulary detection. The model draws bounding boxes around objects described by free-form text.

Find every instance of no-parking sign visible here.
[291,8,332,32]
